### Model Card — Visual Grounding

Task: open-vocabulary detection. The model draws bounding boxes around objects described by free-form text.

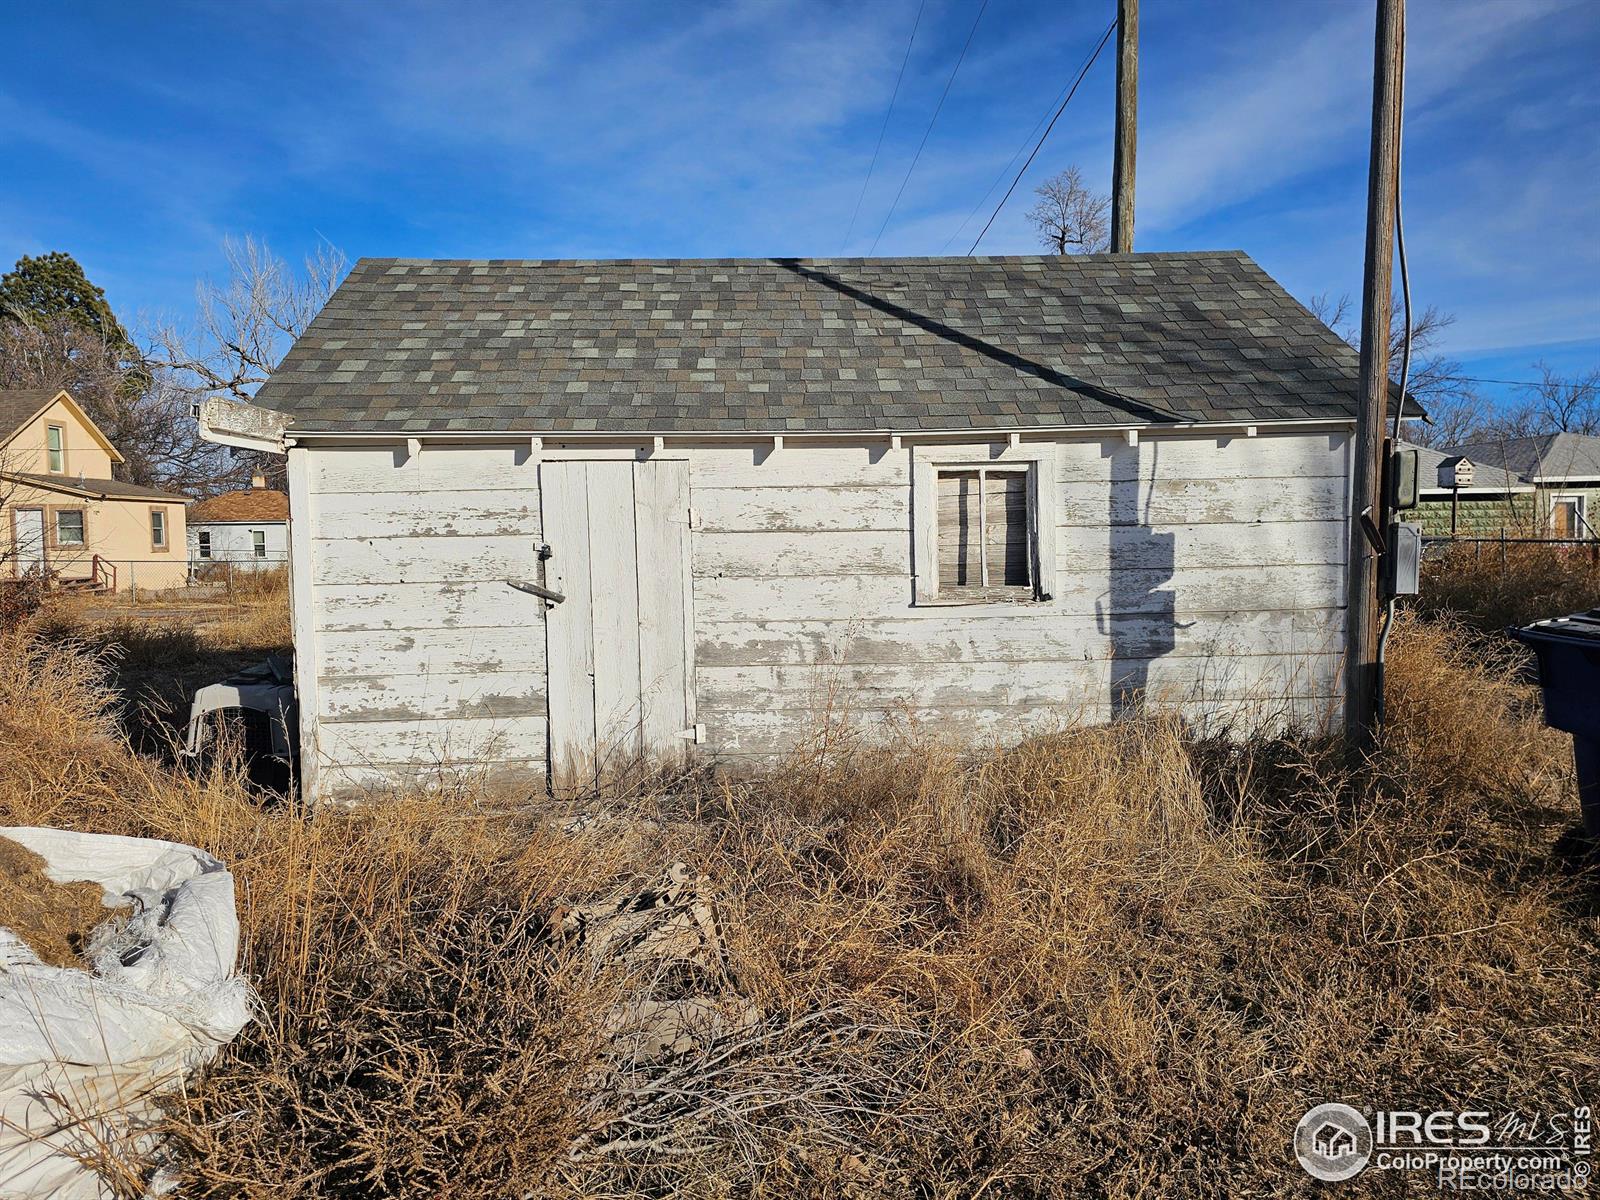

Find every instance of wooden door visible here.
[1551,498,1578,539]
[540,460,694,789]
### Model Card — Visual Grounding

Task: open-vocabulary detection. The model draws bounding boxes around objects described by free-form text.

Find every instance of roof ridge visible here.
[353,250,1255,269]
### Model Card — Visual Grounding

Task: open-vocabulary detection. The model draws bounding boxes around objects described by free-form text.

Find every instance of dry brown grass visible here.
[0,616,1596,1198]
[0,836,122,968]
[25,591,291,756]
[1416,540,1600,633]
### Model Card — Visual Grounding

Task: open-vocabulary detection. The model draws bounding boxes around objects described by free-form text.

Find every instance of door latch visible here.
[507,578,565,604]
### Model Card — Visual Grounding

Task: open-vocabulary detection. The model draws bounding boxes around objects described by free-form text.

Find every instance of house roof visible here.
[0,389,58,440]
[0,388,125,462]
[1446,432,1600,483]
[1399,441,1532,494]
[5,471,187,501]
[251,252,1371,435]
[189,488,289,523]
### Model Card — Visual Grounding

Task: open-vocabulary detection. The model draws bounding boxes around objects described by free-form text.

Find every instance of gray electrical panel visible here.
[1384,520,1422,597]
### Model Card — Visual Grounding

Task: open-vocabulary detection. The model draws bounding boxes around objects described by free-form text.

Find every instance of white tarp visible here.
[0,827,253,1199]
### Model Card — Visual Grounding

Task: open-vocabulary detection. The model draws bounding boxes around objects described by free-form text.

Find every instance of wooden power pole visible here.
[1111,0,1138,253]
[1345,0,1405,750]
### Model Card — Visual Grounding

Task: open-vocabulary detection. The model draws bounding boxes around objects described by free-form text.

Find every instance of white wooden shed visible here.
[203,253,1361,801]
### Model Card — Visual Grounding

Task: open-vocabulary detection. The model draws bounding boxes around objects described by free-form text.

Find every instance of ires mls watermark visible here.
[1294,1102,1593,1191]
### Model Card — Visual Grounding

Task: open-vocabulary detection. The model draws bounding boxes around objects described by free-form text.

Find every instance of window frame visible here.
[251,529,267,559]
[1550,494,1586,539]
[149,506,169,552]
[912,444,1056,606]
[46,424,66,474]
[196,530,212,559]
[51,506,86,548]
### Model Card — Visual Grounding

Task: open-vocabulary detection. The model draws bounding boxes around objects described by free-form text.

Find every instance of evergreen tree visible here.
[0,252,133,349]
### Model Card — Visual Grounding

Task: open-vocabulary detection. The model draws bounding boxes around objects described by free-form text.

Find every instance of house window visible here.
[913,447,1055,605]
[197,531,212,559]
[938,469,1032,592]
[54,509,85,546]
[46,425,65,473]
[252,529,267,558]
[1550,495,1586,539]
[150,508,168,550]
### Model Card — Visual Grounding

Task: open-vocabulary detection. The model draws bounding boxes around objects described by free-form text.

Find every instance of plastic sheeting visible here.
[0,827,253,1199]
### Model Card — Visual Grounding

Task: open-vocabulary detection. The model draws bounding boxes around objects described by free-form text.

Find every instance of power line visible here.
[866,0,991,256]
[940,58,1085,254]
[1456,376,1554,388]
[966,18,1115,256]
[842,0,927,254]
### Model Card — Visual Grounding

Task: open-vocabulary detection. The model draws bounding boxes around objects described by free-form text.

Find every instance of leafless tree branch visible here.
[1024,167,1110,256]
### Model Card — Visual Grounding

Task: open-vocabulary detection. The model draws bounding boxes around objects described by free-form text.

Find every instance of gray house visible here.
[1400,440,1535,536]
[202,252,1364,801]
[1446,432,1600,539]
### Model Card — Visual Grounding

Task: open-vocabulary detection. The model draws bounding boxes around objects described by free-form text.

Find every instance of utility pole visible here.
[1111,0,1138,253]
[1345,0,1404,751]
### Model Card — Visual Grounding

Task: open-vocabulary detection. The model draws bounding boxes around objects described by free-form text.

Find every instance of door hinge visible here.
[676,723,706,744]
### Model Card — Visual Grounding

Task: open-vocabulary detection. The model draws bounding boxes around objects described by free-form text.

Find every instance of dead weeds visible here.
[0,615,1595,1197]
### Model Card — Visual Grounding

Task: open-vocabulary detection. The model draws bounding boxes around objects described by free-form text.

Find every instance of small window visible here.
[150,508,168,549]
[1550,495,1586,539]
[937,468,1033,595]
[197,531,212,559]
[46,425,65,473]
[252,529,267,558]
[55,509,85,546]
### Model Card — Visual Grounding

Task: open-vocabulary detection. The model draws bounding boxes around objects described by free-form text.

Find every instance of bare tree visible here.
[154,236,346,402]
[151,236,345,492]
[1513,362,1600,436]
[1306,291,1482,445]
[1025,167,1110,255]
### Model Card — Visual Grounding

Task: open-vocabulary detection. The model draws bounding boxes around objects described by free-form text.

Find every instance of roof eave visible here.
[281,414,1357,446]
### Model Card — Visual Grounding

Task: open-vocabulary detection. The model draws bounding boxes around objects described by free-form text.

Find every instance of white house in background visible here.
[186,474,289,571]
[200,253,1367,802]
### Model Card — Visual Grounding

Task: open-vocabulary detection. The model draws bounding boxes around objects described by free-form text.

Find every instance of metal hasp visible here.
[1513,608,1600,839]
[508,578,566,604]
[509,542,566,605]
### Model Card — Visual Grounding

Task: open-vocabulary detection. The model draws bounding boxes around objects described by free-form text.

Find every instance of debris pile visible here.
[0,828,253,1200]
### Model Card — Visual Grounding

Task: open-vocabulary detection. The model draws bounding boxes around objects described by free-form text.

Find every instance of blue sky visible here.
[4,0,1597,405]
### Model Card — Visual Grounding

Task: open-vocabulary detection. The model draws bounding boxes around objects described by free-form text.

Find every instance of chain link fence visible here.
[28,554,289,601]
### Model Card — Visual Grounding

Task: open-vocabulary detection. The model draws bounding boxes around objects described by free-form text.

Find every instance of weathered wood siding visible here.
[301,444,549,797]
[686,431,1350,761]
[299,431,1351,793]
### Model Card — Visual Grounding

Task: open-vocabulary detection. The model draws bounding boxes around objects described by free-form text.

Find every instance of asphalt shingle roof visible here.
[253,252,1367,434]
[1446,433,1600,483]
[1399,441,1531,493]
[0,389,61,443]
[189,488,290,522]
[9,473,188,501]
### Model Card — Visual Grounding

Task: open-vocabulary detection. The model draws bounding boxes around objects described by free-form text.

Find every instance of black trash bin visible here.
[1513,608,1600,840]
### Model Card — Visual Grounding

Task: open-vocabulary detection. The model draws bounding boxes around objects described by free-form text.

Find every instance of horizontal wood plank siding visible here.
[302,431,1351,794]
[306,445,549,796]
[687,432,1349,757]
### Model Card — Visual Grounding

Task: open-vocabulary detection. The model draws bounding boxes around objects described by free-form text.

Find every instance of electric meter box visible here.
[1384,520,1422,597]
[1386,447,1419,511]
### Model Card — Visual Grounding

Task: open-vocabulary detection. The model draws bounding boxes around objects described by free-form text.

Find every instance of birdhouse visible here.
[1439,457,1475,489]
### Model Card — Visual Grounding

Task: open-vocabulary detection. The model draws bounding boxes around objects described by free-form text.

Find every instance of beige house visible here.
[1,388,189,592]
